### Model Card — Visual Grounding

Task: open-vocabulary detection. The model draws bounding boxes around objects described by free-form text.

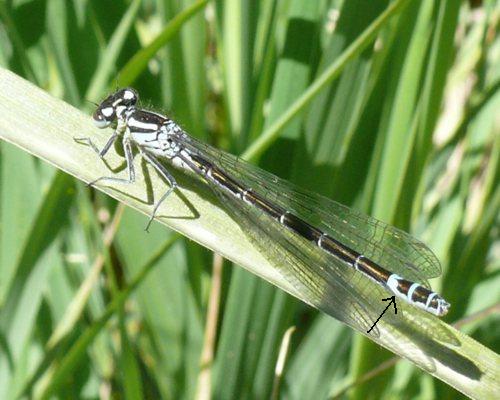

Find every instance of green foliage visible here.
[0,0,498,399]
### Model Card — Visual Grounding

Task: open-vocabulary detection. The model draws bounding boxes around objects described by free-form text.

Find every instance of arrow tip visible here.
[382,296,397,314]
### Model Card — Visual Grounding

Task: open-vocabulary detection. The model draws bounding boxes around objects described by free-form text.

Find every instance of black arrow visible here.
[367,296,397,334]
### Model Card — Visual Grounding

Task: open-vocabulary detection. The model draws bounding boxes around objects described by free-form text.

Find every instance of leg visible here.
[141,152,178,231]
[74,132,118,159]
[75,121,125,159]
[88,136,135,187]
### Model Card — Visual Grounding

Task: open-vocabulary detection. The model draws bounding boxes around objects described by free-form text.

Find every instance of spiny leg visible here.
[88,136,135,187]
[141,152,178,231]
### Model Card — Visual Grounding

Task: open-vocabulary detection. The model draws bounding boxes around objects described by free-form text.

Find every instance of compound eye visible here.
[93,106,114,128]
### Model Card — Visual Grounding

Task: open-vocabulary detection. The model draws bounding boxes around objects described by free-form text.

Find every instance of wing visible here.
[183,136,442,286]
[176,136,460,349]
[198,154,383,336]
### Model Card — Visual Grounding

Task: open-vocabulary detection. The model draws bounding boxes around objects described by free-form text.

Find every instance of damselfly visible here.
[76,88,450,335]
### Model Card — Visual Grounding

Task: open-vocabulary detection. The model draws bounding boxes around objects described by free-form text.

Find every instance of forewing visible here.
[183,137,441,286]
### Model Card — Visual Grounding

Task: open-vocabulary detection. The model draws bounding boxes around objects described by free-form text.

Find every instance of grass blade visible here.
[117,0,209,87]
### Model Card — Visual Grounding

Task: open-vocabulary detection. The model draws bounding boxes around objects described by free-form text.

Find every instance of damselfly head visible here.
[93,88,138,128]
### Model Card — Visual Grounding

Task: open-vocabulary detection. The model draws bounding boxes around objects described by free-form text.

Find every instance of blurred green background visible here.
[0,0,498,399]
